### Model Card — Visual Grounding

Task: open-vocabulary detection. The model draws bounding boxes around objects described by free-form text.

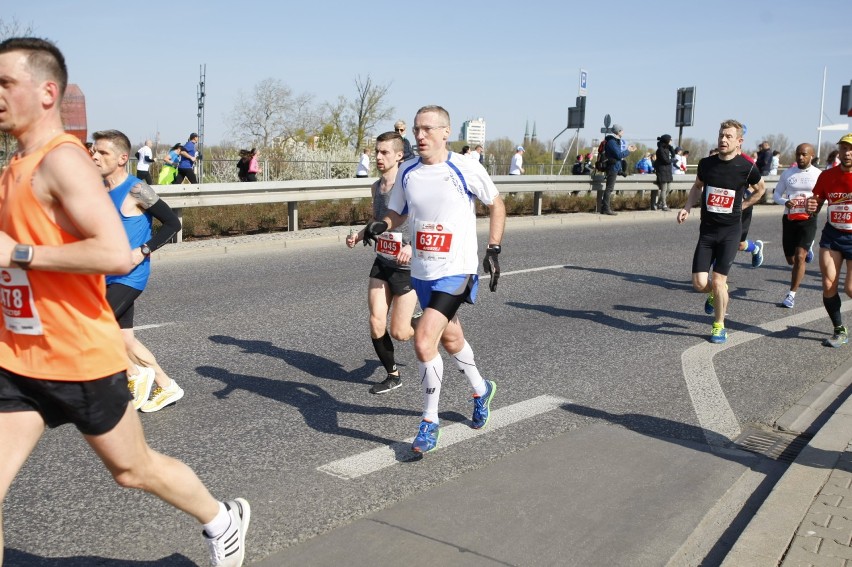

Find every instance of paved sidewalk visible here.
[724,364,852,567]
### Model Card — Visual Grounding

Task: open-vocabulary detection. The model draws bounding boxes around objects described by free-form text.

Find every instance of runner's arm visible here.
[742,179,766,209]
[0,144,133,274]
[486,195,506,246]
[129,183,182,250]
[677,179,704,223]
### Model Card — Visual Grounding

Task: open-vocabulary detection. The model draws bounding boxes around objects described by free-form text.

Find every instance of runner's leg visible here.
[0,411,45,565]
[84,403,220,524]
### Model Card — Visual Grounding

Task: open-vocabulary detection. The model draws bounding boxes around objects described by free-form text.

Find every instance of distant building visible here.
[60,84,87,144]
[459,118,486,146]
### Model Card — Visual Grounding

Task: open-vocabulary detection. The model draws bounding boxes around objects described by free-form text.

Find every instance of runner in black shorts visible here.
[346,131,419,394]
[773,143,822,308]
[806,133,852,347]
[677,119,764,344]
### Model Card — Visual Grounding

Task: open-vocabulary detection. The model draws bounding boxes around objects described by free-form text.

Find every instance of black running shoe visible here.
[370,375,402,394]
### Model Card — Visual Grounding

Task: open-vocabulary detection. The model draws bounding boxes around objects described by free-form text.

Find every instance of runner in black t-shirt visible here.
[677,119,764,344]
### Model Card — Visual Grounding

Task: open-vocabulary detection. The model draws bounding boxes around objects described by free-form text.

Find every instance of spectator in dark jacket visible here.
[756,141,772,175]
[652,134,675,210]
[602,124,636,215]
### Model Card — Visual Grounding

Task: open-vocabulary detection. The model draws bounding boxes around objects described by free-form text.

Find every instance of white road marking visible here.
[133,322,177,331]
[682,303,852,448]
[318,395,569,480]
[482,264,571,280]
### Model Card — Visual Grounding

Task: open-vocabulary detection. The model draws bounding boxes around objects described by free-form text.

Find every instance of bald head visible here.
[794,143,814,169]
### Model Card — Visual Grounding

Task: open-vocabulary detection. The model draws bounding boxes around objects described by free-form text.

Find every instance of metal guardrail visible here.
[156,174,781,241]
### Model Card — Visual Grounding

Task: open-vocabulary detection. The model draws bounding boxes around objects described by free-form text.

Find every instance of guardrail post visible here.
[533,191,543,216]
[288,202,299,231]
[174,208,183,243]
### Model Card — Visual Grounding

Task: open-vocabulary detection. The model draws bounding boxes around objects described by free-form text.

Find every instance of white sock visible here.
[419,354,443,423]
[451,341,486,396]
[788,290,796,297]
[203,501,230,538]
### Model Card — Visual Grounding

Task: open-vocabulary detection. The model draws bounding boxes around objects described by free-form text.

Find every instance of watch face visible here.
[13,245,32,263]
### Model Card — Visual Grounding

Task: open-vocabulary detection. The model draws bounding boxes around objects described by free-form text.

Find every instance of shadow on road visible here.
[2,551,194,567]
[208,334,380,385]
[197,363,425,446]
[507,301,699,338]
[562,264,693,291]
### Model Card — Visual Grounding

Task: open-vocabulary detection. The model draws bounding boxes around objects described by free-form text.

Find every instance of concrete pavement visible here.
[157,207,852,566]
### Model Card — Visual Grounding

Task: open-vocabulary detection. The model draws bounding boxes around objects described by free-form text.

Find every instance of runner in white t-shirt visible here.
[364,105,506,454]
[772,143,822,308]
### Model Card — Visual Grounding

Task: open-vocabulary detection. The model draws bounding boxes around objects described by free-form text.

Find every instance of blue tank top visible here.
[105,175,152,290]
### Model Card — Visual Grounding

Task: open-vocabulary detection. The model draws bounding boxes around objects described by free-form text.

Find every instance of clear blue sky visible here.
[7,1,852,153]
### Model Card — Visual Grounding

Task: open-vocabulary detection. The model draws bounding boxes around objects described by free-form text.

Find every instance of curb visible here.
[722,362,852,566]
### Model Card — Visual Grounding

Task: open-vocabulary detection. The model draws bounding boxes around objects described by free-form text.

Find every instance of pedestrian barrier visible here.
[154,174,780,241]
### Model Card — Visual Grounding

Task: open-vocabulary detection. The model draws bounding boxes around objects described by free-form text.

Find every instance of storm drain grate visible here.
[733,428,811,463]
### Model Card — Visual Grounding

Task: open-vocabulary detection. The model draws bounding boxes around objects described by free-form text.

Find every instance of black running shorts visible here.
[0,368,132,435]
[740,206,753,242]
[106,283,143,329]
[693,224,741,276]
[782,216,818,258]
[820,224,852,260]
[369,258,413,297]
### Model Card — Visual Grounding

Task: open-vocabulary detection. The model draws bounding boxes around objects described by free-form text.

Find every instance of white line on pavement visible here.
[317,395,570,480]
[683,302,852,448]
[481,264,572,280]
[133,322,177,331]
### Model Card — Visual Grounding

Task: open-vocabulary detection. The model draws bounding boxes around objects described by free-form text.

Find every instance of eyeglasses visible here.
[394,128,404,132]
[412,125,447,135]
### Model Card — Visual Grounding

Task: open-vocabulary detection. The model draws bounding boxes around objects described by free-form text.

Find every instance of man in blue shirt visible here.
[173,132,199,184]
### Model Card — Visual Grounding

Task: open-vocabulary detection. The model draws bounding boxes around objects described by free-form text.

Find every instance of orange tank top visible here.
[0,134,126,381]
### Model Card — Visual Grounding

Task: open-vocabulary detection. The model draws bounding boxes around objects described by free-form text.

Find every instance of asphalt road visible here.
[4,208,852,566]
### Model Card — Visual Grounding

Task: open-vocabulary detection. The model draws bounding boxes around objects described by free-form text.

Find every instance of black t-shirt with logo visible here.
[697,154,762,228]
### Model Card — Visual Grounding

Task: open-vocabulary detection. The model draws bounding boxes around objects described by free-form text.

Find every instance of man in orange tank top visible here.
[0,38,250,567]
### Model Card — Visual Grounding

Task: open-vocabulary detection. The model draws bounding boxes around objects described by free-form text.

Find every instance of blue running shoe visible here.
[471,380,497,429]
[411,420,440,453]
[752,240,764,268]
[805,243,814,264]
[781,292,795,309]
[710,324,727,344]
[704,292,714,315]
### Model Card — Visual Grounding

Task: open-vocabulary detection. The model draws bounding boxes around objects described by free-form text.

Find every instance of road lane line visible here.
[683,303,852,448]
[133,322,177,331]
[318,395,569,480]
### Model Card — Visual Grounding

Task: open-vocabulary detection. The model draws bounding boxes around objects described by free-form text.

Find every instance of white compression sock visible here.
[419,353,443,423]
[452,341,486,396]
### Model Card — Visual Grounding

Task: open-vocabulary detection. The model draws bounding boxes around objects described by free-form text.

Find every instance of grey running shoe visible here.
[824,326,849,348]
[205,498,250,567]
[370,374,402,395]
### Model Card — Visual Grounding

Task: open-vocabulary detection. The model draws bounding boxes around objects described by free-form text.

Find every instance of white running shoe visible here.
[140,380,184,413]
[127,367,156,410]
[205,498,251,567]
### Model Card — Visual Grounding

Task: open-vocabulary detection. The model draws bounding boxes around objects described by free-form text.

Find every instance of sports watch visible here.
[12,244,34,268]
[140,243,152,256]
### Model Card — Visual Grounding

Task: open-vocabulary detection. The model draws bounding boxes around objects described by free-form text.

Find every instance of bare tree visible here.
[227,78,317,148]
[346,75,394,152]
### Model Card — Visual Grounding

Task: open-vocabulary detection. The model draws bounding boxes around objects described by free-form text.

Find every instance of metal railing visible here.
[155,174,781,241]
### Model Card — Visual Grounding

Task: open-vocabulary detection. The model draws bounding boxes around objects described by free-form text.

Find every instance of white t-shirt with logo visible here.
[773,164,821,221]
[388,152,499,280]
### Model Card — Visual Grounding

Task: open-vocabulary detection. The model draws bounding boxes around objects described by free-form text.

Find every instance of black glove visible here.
[362,220,389,247]
[483,245,501,292]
